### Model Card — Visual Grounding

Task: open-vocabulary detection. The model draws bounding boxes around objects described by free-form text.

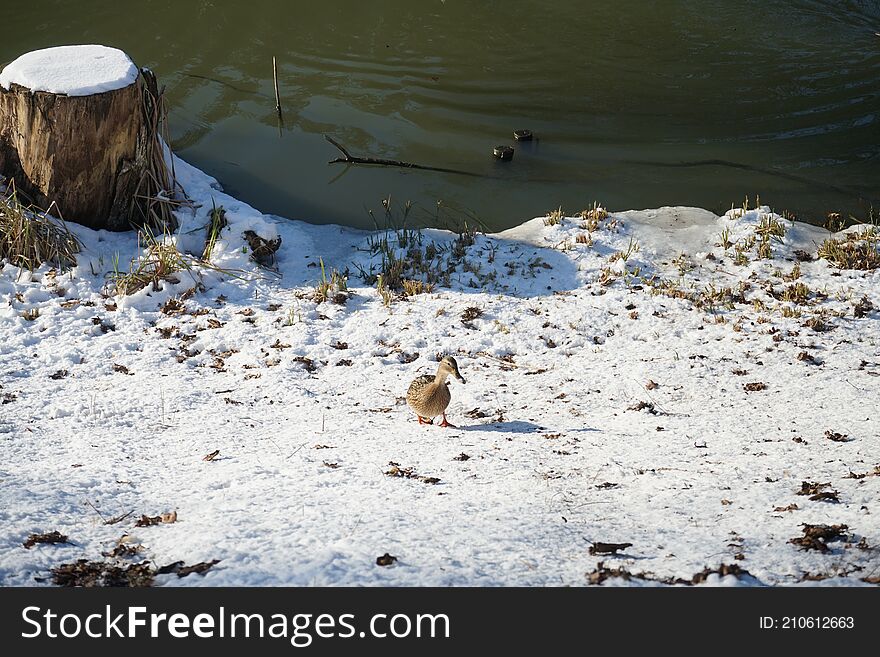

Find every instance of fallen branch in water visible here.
[324,135,484,178]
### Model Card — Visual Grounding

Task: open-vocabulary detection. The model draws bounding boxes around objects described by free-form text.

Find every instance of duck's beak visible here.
[455,371,466,384]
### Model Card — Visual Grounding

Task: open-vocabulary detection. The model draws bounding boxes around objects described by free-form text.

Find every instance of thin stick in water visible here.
[273,56,283,135]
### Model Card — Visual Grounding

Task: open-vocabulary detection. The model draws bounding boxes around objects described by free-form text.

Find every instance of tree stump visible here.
[0,45,173,231]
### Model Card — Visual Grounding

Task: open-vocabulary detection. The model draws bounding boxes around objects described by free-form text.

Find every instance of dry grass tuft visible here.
[402,278,434,297]
[778,282,811,305]
[754,214,786,259]
[817,228,880,270]
[313,258,348,304]
[110,231,197,296]
[543,206,565,226]
[202,202,227,261]
[578,202,609,231]
[356,197,486,304]
[0,186,80,271]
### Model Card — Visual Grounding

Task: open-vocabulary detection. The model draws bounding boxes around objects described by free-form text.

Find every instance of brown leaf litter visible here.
[795,481,840,503]
[789,524,849,552]
[51,560,156,587]
[385,461,441,485]
[134,511,177,527]
[588,542,632,555]
[376,553,398,567]
[23,531,69,549]
[242,230,281,263]
[586,562,754,586]
[844,466,880,479]
[157,560,221,577]
[52,558,220,586]
[796,481,830,496]
[101,535,143,558]
[627,400,657,414]
[292,356,318,373]
[460,307,483,325]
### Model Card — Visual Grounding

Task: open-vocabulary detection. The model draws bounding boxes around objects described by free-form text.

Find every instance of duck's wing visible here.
[408,374,435,393]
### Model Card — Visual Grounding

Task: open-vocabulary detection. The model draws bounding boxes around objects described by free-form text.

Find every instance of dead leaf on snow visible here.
[102,536,143,558]
[809,491,840,503]
[23,531,69,549]
[588,542,632,555]
[691,564,754,585]
[156,561,185,575]
[796,481,830,496]
[789,524,849,552]
[177,560,220,577]
[135,511,177,527]
[292,356,317,373]
[52,560,155,587]
[161,298,185,315]
[376,553,397,567]
[385,462,440,485]
[627,400,657,413]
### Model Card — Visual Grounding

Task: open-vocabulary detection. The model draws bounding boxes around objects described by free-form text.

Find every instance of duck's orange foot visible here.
[417,416,433,425]
[439,414,457,429]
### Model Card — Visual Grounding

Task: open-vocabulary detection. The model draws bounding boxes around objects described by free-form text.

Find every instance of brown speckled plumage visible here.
[406,356,465,426]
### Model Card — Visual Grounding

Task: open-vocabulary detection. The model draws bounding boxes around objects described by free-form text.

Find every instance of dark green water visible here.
[4,1,879,229]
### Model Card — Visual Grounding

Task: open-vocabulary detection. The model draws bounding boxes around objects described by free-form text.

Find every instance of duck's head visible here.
[439,355,466,384]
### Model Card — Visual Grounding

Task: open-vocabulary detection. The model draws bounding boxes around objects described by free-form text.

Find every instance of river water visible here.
[4,1,879,229]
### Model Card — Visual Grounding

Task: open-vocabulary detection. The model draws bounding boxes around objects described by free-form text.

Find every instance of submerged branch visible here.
[324,135,485,178]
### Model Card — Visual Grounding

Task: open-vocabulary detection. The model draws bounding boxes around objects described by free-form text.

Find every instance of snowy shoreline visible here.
[1,153,878,587]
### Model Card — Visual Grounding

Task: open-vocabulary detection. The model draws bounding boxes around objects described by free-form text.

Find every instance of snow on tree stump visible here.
[0,45,173,231]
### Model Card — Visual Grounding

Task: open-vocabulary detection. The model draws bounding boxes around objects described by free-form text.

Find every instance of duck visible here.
[406,356,466,428]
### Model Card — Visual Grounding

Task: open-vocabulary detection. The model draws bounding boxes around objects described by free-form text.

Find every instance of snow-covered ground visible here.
[1,156,878,587]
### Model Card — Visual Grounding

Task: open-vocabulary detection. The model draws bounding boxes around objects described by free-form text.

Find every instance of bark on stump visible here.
[0,62,167,231]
